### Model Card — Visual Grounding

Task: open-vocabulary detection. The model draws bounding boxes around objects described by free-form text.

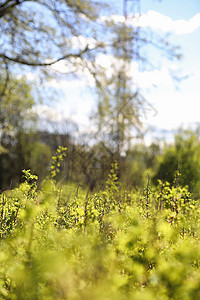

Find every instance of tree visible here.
[91,1,181,160]
[118,141,160,187]
[93,23,145,158]
[29,141,52,180]
[0,0,107,91]
[1,0,181,148]
[0,75,36,145]
[0,75,37,188]
[153,129,200,196]
[0,0,110,180]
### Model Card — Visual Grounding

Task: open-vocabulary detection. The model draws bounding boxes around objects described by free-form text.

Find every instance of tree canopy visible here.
[0,0,107,86]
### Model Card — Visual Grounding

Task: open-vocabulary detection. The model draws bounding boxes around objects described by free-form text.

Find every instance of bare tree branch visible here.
[0,44,102,67]
[0,0,31,18]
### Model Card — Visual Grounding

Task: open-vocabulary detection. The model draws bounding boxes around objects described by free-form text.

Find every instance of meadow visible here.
[1,157,200,300]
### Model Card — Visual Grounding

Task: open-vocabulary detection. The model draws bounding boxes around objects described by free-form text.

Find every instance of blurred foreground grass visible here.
[0,167,200,300]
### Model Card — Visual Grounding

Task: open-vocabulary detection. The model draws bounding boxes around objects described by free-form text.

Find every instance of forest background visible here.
[1,0,200,196]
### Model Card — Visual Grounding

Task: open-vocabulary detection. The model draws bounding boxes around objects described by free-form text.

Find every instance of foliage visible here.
[29,141,52,179]
[0,75,37,188]
[63,140,114,191]
[0,75,36,139]
[153,129,200,197]
[1,161,200,299]
[0,0,107,88]
[121,142,160,187]
[50,146,68,179]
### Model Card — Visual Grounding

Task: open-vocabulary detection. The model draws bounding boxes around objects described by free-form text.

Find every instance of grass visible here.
[0,165,200,299]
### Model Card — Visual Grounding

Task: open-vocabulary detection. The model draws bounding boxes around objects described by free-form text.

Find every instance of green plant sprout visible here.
[50,146,68,179]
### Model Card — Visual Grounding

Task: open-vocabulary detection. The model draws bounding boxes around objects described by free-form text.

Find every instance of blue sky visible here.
[140,0,200,142]
[142,0,199,19]
[44,0,200,143]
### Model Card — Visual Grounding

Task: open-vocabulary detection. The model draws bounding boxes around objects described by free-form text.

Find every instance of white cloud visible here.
[101,11,200,35]
[130,62,173,88]
[34,105,67,123]
[137,11,200,35]
[96,54,174,89]
[68,35,104,50]
[172,13,200,35]
[143,91,200,131]
[47,76,93,90]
